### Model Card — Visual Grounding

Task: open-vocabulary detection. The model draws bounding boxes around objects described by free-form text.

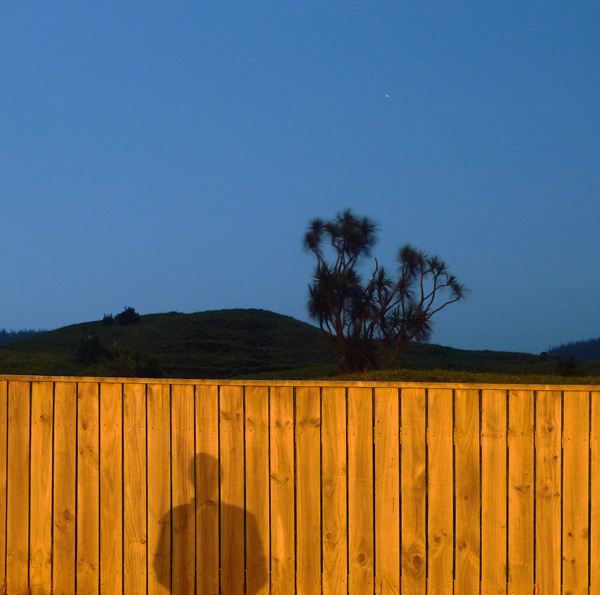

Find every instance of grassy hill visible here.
[0,309,338,379]
[1,308,600,383]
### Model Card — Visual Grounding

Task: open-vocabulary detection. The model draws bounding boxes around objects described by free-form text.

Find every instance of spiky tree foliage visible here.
[303,209,467,373]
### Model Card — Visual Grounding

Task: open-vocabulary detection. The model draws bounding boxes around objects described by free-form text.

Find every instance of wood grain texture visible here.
[171,384,195,595]
[374,387,400,595]
[6,381,30,593]
[481,389,507,595]
[99,382,123,595]
[348,387,374,595]
[77,382,100,595]
[147,383,172,595]
[245,385,270,595]
[53,382,77,595]
[535,390,561,595]
[123,384,148,595]
[220,385,245,595]
[400,388,426,595]
[322,387,348,595]
[195,384,220,595]
[0,381,6,589]
[591,391,600,595]
[270,386,295,595]
[2,377,600,594]
[29,381,54,595]
[454,388,480,595]
[427,388,453,595]
[562,390,589,595]
[296,386,321,595]
[507,390,534,594]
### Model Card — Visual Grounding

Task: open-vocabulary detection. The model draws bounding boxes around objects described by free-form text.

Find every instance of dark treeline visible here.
[0,329,45,346]
[547,337,600,361]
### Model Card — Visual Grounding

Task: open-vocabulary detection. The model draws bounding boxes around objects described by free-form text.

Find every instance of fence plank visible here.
[508,390,534,593]
[563,390,589,595]
[170,384,195,595]
[220,385,245,595]
[123,384,148,595]
[535,390,561,595]
[374,387,400,594]
[348,387,374,594]
[77,381,100,595]
[99,382,123,595]
[53,382,77,595]
[245,385,270,595]
[401,387,426,595]
[271,386,295,595]
[195,384,220,595]
[0,381,6,591]
[481,389,507,594]
[455,388,480,595]
[592,391,600,594]
[296,386,321,595]
[29,381,54,595]
[427,388,453,595]
[322,387,348,595]
[147,383,171,595]
[6,381,30,593]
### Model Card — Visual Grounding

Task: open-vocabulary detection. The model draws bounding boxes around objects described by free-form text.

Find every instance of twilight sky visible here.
[1,2,598,354]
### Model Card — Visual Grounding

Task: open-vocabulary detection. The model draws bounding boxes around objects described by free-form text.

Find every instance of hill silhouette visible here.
[547,337,600,361]
[2,308,600,382]
[0,309,337,378]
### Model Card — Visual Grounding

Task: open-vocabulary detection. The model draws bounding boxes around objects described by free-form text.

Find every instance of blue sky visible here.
[1,2,598,354]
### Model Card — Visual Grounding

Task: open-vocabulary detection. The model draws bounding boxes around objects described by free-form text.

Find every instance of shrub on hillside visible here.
[115,306,141,326]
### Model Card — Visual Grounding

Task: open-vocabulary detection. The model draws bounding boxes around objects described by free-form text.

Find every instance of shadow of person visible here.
[154,453,268,594]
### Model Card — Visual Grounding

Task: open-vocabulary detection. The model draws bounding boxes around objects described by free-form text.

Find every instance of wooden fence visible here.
[0,377,599,594]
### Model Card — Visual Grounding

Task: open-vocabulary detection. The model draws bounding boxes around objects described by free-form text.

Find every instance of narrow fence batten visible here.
[0,376,599,594]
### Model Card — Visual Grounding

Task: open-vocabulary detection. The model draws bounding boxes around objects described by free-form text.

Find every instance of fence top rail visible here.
[0,374,599,391]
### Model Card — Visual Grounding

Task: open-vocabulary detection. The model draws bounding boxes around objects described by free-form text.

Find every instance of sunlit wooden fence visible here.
[0,377,599,594]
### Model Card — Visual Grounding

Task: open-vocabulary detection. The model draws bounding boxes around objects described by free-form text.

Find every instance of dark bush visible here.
[115,306,141,326]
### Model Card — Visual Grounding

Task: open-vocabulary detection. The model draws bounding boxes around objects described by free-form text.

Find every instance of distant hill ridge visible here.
[547,337,600,361]
[0,328,45,346]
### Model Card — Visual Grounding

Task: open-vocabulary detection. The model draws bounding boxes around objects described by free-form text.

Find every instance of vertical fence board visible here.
[401,388,426,595]
[220,385,245,595]
[170,384,195,595]
[195,384,220,594]
[563,390,590,595]
[322,387,348,595]
[427,388,453,595]
[481,389,507,595]
[53,382,77,595]
[296,386,321,595]
[348,387,374,594]
[592,391,600,594]
[6,381,30,593]
[29,382,54,595]
[0,381,6,590]
[508,390,534,593]
[99,382,123,595]
[270,386,295,595]
[123,384,148,595]
[374,387,400,594]
[147,383,171,595]
[77,382,100,595]
[245,386,270,595]
[535,390,561,595]
[455,388,480,595]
